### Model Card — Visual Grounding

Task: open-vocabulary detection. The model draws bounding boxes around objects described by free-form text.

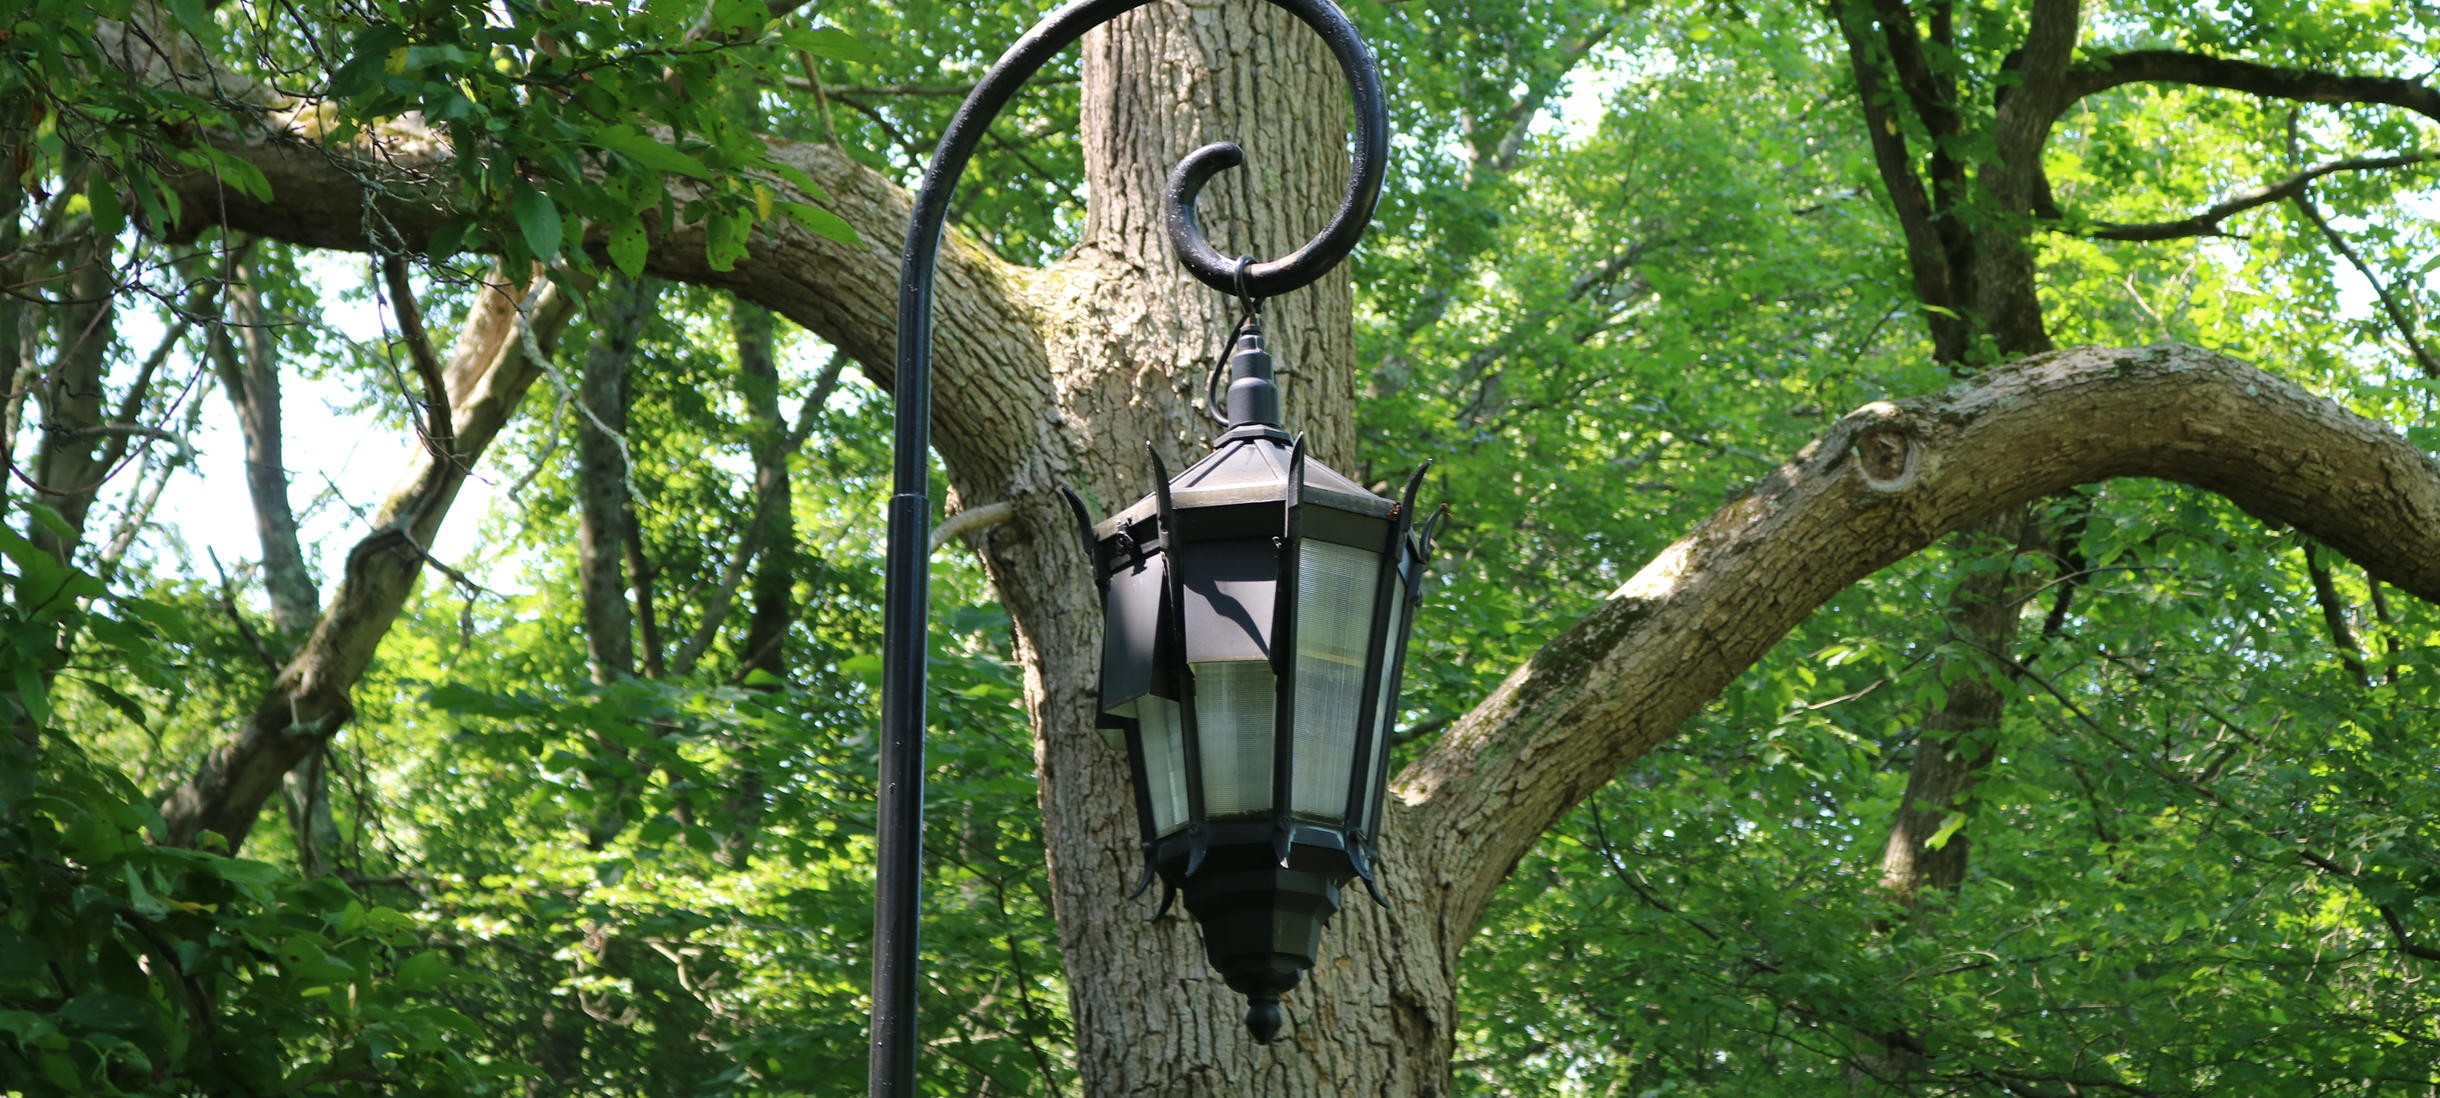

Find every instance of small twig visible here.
[45,422,197,464]
[2292,191,2440,379]
[928,501,1014,554]
[780,76,1078,97]
[378,254,454,464]
[207,548,282,671]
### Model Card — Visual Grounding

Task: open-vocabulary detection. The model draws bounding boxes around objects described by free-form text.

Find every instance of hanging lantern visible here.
[1064,318,1439,1043]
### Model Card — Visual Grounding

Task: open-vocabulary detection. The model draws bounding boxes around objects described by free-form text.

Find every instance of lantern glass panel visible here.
[1289,539,1381,819]
[1360,577,1407,828]
[1192,660,1275,817]
[1114,697,1192,835]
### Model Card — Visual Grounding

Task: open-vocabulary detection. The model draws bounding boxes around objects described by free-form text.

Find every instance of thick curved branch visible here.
[159,124,1051,478]
[2061,51,2440,123]
[2074,153,2437,241]
[1395,344,2440,939]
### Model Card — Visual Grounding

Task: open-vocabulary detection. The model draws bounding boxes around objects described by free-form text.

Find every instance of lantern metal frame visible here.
[876,0,1392,1092]
[1062,321,1441,1041]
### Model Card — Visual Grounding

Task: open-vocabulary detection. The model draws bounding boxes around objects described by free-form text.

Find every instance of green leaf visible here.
[57,993,150,1034]
[199,147,274,203]
[85,176,124,239]
[1924,811,1968,851]
[590,126,711,180]
[14,661,50,731]
[329,24,406,98]
[163,0,211,42]
[39,1049,78,1090]
[777,200,855,244]
[23,500,75,538]
[704,208,748,272]
[206,856,285,887]
[605,213,647,276]
[757,157,828,202]
[512,185,562,260]
[778,24,872,63]
[394,950,455,990]
[125,866,166,918]
[706,0,767,39]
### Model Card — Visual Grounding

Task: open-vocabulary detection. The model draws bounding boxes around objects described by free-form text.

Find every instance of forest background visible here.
[4,0,2440,1094]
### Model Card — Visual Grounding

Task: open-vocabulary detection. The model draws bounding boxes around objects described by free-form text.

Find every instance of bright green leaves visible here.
[313,0,863,274]
[2,746,504,1097]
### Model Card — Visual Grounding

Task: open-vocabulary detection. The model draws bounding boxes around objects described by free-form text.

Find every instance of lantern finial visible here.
[1246,998,1285,1044]
[1222,319,1283,430]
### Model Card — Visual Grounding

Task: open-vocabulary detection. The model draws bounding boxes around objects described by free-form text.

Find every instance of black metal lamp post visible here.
[875,0,1418,1092]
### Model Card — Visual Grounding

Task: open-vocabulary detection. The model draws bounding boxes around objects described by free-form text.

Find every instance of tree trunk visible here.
[721,300,791,864]
[206,248,348,872]
[25,224,116,571]
[206,251,320,640]
[735,301,793,686]
[962,8,1456,1093]
[1877,508,2042,902]
[575,274,657,684]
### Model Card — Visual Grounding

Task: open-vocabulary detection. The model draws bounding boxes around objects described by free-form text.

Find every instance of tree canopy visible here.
[3,0,2437,1095]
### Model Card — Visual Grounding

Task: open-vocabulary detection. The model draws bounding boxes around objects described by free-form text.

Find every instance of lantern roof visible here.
[1095,427,1393,537]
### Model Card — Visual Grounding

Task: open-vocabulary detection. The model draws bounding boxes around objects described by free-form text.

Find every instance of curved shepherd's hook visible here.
[874,1,1386,1094]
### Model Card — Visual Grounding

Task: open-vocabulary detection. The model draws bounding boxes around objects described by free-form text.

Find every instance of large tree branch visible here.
[160,120,1052,481]
[1395,344,2440,939]
[2060,51,2440,123]
[2072,153,2438,241]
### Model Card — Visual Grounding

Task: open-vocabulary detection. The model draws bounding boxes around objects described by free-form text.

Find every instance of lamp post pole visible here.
[874,1,1384,1094]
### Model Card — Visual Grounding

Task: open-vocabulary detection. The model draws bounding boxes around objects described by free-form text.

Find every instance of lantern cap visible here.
[1092,433,1390,540]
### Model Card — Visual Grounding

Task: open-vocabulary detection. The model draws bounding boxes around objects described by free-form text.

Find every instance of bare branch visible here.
[2290,190,2440,379]
[379,254,454,463]
[2071,153,2438,241]
[163,127,1050,476]
[2063,51,2440,123]
[2303,542,2372,688]
[779,76,1078,98]
[1831,1,1964,358]
[162,273,578,851]
[929,501,1015,554]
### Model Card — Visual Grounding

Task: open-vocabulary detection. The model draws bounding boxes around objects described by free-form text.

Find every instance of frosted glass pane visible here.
[1116,697,1191,835]
[1192,660,1274,817]
[1290,540,1380,820]
[1360,587,1407,830]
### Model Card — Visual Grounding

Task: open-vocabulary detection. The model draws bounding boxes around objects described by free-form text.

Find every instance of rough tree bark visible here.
[133,4,2440,1094]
